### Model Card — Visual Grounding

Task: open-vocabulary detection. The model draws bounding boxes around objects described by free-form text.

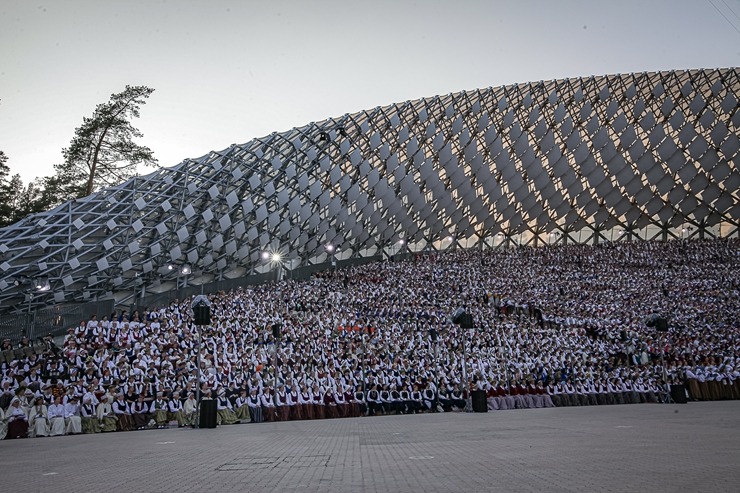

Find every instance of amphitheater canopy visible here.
[0,68,737,313]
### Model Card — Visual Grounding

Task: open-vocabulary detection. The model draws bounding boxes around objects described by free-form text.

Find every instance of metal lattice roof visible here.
[0,68,738,313]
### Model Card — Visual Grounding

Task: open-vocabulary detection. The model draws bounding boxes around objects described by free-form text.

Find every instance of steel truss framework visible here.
[0,68,738,313]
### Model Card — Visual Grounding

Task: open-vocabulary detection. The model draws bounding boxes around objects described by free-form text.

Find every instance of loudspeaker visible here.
[429,328,438,342]
[472,389,488,413]
[199,399,217,428]
[193,302,211,326]
[670,384,687,404]
[452,309,474,329]
[272,323,282,340]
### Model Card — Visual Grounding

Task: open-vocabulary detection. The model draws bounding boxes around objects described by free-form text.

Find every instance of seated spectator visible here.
[5,397,28,439]
[48,396,66,436]
[80,395,100,434]
[131,394,151,430]
[167,393,186,428]
[183,392,198,427]
[28,397,50,438]
[96,395,117,432]
[64,395,82,435]
[215,388,238,425]
[150,393,169,429]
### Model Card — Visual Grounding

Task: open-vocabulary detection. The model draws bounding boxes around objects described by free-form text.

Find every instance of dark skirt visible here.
[249,405,263,423]
[324,404,340,419]
[275,405,290,422]
[133,413,151,429]
[300,403,314,420]
[7,419,29,439]
[289,404,303,421]
[116,414,134,431]
[262,405,275,422]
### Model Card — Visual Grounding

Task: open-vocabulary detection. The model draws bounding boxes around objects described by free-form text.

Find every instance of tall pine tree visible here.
[0,150,13,227]
[52,85,158,203]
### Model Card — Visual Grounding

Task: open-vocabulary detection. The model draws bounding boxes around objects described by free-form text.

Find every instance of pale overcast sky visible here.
[1,0,738,185]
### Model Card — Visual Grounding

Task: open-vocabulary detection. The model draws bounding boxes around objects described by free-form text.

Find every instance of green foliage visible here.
[0,169,46,228]
[0,150,12,226]
[53,84,158,204]
[0,86,158,225]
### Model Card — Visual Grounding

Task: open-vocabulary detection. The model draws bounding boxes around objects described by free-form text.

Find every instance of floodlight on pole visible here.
[180,264,192,275]
[33,277,51,292]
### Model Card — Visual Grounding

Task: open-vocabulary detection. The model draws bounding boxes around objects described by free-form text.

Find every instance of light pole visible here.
[192,294,211,428]
[429,328,439,411]
[361,326,367,414]
[451,309,474,401]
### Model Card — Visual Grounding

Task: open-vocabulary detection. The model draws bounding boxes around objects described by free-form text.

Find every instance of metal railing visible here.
[0,299,114,345]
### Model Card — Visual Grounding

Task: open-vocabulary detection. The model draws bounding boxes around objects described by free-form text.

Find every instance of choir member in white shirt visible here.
[64,395,82,435]
[297,385,314,420]
[234,389,251,422]
[216,388,238,425]
[260,386,276,422]
[28,397,50,438]
[6,397,29,439]
[97,395,117,432]
[274,384,290,422]
[149,393,169,428]
[48,396,67,436]
[80,395,101,434]
[131,394,151,430]
[422,386,437,412]
[287,385,303,420]
[0,404,7,439]
[183,392,198,426]
[247,387,264,423]
[167,393,186,427]
[113,393,134,431]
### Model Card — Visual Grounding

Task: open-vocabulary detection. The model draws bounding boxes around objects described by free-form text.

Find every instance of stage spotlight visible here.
[180,264,192,275]
[262,251,271,260]
[271,252,282,263]
[326,244,334,252]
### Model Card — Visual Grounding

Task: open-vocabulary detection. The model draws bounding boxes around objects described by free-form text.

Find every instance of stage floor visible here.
[2,401,739,492]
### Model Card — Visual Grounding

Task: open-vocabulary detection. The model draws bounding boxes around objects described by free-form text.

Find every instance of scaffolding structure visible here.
[0,68,737,315]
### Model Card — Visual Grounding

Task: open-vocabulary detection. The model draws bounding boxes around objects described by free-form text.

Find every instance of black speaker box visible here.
[272,323,282,339]
[670,384,687,404]
[193,304,211,326]
[199,399,217,428]
[472,389,488,413]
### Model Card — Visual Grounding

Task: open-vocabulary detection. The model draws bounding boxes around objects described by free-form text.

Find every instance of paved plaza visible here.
[2,401,739,492]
